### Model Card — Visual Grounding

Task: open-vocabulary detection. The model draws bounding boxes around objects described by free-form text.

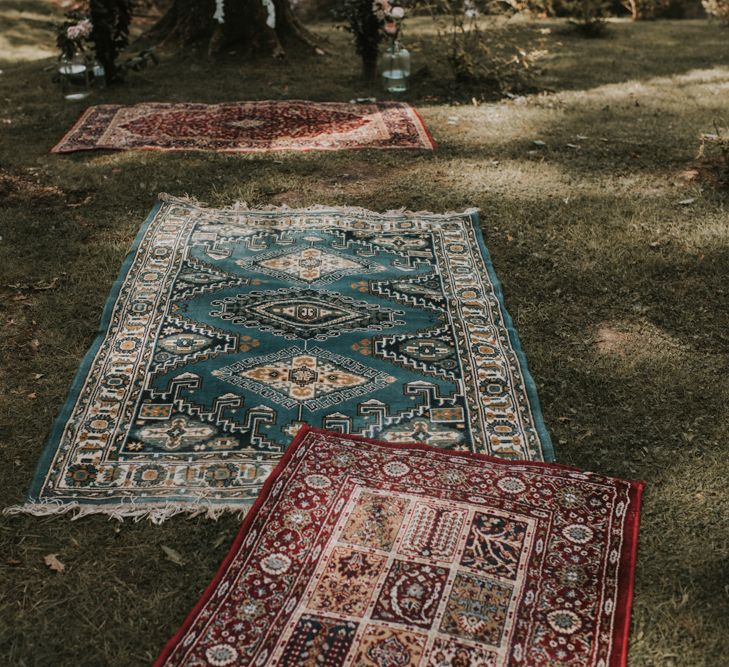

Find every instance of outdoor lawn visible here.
[1,2,728,665]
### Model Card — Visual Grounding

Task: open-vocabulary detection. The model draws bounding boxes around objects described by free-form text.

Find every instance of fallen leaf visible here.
[7,558,21,567]
[26,392,37,400]
[566,143,579,149]
[678,198,696,205]
[161,545,184,565]
[67,196,92,209]
[29,339,40,353]
[44,553,65,573]
[678,169,699,182]
[532,140,546,147]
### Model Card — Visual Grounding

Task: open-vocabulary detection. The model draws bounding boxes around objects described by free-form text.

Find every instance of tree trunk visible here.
[148,0,324,57]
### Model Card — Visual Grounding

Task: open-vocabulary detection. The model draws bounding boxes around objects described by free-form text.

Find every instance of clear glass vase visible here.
[381,41,410,93]
[58,54,91,100]
[91,60,106,89]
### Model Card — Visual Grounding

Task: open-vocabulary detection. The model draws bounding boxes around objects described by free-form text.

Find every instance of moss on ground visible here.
[1,5,728,666]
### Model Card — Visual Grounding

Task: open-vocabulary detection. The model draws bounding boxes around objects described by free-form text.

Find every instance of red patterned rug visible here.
[50,101,435,154]
[154,427,642,667]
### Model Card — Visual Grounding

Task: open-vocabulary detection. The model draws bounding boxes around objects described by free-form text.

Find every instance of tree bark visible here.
[147,0,323,57]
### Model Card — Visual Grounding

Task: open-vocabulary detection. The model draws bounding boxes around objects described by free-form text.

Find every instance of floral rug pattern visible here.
[153,428,642,667]
[51,101,435,153]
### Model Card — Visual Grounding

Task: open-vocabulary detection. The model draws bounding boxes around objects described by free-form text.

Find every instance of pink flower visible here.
[383,20,398,35]
[390,6,405,18]
[77,19,93,38]
[66,19,93,41]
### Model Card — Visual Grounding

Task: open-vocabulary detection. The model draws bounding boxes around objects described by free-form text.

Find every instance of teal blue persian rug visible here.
[8,197,553,521]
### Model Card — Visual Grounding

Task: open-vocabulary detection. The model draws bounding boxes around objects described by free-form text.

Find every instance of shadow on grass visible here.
[2,15,729,667]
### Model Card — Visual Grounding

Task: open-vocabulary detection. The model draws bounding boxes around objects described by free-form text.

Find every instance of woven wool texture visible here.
[154,427,642,667]
[51,101,435,153]
[9,200,553,521]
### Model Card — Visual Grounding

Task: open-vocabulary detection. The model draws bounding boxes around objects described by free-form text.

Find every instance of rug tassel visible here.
[156,193,479,220]
[3,500,250,524]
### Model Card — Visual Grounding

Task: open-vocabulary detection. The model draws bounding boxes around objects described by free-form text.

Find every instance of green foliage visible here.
[426,2,548,93]
[702,0,729,21]
[333,0,382,79]
[89,0,133,83]
[561,0,610,35]
[121,48,159,73]
[55,11,93,60]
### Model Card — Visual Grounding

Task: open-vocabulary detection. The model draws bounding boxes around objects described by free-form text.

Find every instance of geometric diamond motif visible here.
[209,288,400,341]
[246,246,375,285]
[212,346,397,411]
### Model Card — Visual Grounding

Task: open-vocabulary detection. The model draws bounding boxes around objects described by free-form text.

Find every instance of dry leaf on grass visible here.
[161,545,184,566]
[43,554,65,573]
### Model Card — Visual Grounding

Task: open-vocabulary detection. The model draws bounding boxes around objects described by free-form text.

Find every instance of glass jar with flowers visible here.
[56,13,95,100]
[373,1,409,92]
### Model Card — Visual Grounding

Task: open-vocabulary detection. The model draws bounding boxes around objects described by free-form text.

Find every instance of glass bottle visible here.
[381,40,410,93]
[59,53,91,100]
[91,59,106,89]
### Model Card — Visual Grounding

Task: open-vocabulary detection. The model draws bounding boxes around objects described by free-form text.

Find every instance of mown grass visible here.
[1,5,729,666]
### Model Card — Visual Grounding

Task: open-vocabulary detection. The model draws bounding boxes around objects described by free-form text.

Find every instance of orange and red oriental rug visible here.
[51,100,435,154]
[155,428,642,667]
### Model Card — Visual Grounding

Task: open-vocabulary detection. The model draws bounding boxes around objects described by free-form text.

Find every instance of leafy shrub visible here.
[426,1,548,95]
[89,0,133,83]
[702,0,729,21]
[561,0,610,35]
[333,0,382,79]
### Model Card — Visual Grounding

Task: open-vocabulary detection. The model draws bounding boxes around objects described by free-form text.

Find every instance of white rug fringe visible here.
[156,193,479,220]
[4,500,250,524]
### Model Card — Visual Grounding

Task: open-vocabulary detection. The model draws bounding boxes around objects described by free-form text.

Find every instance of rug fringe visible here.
[156,193,479,220]
[3,500,250,525]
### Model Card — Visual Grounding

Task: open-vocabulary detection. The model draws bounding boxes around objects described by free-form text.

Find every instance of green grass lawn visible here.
[1,4,729,665]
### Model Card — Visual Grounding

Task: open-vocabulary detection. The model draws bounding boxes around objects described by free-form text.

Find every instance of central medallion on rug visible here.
[12,199,553,519]
[50,101,435,153]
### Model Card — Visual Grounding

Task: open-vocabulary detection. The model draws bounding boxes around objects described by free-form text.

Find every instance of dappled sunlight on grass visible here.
[1,14,729,667]
[593,320,687,363]
[0,6,57,64]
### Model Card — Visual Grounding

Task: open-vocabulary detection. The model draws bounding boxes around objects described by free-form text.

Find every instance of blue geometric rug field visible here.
[8,198,553,521]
